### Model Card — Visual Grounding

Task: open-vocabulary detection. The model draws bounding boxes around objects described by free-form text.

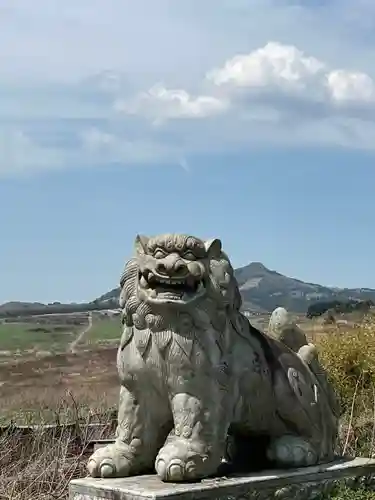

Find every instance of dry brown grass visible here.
[0,402,116,500]
[0,427,84,499]
[0,348,120,498]
[0,348,119,423]
[313,312,375,458]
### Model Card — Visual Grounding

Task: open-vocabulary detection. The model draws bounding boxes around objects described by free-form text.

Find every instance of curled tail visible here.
[268,306,308,352]
[268,307,340,418]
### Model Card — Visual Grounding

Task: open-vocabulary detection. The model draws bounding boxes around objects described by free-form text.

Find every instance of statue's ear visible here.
[204,238,222,259]
[134,234,149,255]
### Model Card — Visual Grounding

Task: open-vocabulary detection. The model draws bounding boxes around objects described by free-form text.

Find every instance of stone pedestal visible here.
[70,457,375,500]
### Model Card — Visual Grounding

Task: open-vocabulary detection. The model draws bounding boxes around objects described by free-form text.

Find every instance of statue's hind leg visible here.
[267,435,318,468]
[264,342,337,469]
[87,385,170,478]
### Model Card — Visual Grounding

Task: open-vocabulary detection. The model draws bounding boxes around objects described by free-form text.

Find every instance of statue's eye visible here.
[154,248,167,259]
[182,251,196,261]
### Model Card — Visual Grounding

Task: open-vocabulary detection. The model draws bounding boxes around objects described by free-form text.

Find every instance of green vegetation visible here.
[307,299,374,318]
[87,316,121,341]
[314,313,375,498]
[317,313,375,422]
[0,314,122,356]
[0,299,119,319]
[0,322,77,353]
[329,487,375,500]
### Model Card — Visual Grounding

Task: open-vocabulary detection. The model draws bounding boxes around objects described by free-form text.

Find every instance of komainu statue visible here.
[87,234,339,482]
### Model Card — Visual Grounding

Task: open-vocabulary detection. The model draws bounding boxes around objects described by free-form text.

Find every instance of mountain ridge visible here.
[77,261,375,314]
[2,261,375,316]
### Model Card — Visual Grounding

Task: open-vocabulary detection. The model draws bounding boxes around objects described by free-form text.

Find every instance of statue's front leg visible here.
[87,385,169,478]
[155,388,229,482]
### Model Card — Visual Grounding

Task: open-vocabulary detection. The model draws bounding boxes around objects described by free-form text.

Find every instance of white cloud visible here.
[0,129,64,175]
[117,41,375,128]
[205,42,375,109]
[2,0,375,177]
[80,127,182,165]
[0,124,182,177]
[207,42,325,90]
[82,128,116,150]
[326,70,375,103]
[115,84,228,121]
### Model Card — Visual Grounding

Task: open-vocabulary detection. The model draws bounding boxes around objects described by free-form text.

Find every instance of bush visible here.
[329,487,375,500]
[316,313,375,458]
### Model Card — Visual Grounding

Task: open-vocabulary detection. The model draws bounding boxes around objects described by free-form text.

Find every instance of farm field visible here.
[0,308,367,424]
[0,312,122,359]
[0,311,123,423]
[85,313,122,343]
[0,347,119,424]
[0,320,79,359]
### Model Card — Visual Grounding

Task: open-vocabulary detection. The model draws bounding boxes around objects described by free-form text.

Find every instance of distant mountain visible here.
[2,262,375,317]
[233,262,375,313]
[0,301,45,313]
[93,261,375,314]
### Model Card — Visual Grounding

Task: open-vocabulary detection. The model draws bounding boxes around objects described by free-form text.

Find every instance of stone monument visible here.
[69,233,375,499]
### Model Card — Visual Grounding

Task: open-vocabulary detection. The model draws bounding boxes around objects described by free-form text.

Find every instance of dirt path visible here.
[68,312,93,354]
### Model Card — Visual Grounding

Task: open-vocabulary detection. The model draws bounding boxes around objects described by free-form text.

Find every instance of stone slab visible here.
[69,457,375,500]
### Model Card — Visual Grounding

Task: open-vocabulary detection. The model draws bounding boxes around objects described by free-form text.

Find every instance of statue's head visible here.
[120,233,242,331]
[135,234,222,307]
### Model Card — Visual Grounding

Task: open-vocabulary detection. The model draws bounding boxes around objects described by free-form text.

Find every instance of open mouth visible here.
[138,271,205,304]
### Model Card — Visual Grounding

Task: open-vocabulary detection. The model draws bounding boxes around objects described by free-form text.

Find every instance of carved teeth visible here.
[140,271,202,296]
[156,278,186,284]
[139,275,149,288]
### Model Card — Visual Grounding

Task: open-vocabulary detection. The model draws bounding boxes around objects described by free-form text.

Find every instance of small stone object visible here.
[86,233,340,482]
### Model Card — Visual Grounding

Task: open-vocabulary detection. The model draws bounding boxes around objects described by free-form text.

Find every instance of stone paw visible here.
[155,439,217,482]
[267,436,318,468]
[87,442,135,478]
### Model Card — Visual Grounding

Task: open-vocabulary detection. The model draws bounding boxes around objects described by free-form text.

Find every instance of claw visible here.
[87,459,99,477]
[86,443,133,478]
[155,438,217,482]
[100,462,116,478]
[167,461,185,481]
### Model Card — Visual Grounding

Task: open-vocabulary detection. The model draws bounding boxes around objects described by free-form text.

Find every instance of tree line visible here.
[0,298,120,319]
[306,299,374,318]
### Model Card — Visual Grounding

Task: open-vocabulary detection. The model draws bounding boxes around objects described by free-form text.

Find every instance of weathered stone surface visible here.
[86,233,340,482]
[268,307,308,352]
[71,458,375,500]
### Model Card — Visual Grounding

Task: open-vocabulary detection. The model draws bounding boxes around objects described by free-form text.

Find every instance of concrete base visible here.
[69,457,375,500]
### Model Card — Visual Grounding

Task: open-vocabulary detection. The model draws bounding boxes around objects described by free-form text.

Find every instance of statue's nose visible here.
[155,255,188,277]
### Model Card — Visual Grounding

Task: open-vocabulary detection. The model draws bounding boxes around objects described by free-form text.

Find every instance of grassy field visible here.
[0,312,123,424]
[86,314,121,342]
[0,312,122,359]
[0,321,78,356]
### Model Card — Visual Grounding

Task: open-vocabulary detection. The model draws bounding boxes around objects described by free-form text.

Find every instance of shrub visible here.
[316,313,375,458]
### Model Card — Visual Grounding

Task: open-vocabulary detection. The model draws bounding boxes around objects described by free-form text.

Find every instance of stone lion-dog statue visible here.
[87,233,339,482]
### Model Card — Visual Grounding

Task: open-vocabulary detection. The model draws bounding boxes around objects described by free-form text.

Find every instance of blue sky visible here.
[1,0,375,303]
